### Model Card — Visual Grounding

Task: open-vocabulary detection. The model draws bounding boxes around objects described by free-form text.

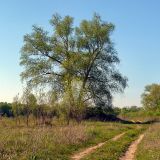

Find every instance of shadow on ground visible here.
[86,114,158,124]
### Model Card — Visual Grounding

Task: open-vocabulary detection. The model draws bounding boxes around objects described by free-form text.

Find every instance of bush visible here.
[0,102,13,117]
[85,106,119,121]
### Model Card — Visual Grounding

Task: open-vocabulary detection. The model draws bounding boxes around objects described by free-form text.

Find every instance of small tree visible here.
[47,91,59,118]
[12,94,22,124]
[22,88,37,126]
[35,91,55,125]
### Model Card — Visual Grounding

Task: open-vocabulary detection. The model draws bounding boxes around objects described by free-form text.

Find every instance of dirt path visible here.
[71,132,125,160]
[119,134,144,160]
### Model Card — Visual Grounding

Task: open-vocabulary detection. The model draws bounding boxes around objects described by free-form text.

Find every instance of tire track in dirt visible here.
[119,134,144,160]
[71,132,125,160]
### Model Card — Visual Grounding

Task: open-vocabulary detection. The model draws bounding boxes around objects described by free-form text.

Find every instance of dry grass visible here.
[0,120,88,160]
[54,125,88,145]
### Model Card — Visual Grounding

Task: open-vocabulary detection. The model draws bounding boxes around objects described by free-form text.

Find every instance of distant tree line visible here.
[1,97,142,125]
[0,91,122,126]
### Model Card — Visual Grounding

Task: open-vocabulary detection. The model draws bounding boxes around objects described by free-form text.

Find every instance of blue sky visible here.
[0,0,160,107]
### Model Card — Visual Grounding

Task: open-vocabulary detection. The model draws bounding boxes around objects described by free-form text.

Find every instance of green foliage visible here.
[120,106,142,117]
[0,102,13,117]
[12,94,22,117]
[142,84,160,110]
[85,106,119,121]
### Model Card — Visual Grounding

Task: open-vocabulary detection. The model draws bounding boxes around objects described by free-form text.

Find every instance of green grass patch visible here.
[82,125,147,160]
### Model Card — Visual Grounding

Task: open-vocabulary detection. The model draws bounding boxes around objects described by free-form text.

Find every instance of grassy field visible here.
[0,118,140,160]
[3,117,160,160]
[136,123,160,160]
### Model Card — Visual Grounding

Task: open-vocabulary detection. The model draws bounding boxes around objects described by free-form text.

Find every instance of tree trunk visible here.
[26,114,29,126]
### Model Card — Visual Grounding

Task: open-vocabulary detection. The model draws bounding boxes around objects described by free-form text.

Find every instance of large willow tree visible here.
[20,13,127,121]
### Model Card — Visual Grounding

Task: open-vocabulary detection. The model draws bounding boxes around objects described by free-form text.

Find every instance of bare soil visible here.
[119,134,144,160]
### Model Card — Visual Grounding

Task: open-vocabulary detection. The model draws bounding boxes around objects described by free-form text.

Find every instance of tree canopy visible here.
[142,84,160,110]
[20,13,127,120]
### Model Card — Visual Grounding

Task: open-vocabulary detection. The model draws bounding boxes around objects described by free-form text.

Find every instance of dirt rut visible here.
[119,134,144,160]
[71,132,125,160]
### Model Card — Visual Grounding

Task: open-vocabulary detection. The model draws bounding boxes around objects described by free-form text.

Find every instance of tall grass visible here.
[0,121,88,160]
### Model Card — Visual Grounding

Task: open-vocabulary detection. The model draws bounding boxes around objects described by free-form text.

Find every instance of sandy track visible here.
[71,132,125,160]
[119,134,144,160]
